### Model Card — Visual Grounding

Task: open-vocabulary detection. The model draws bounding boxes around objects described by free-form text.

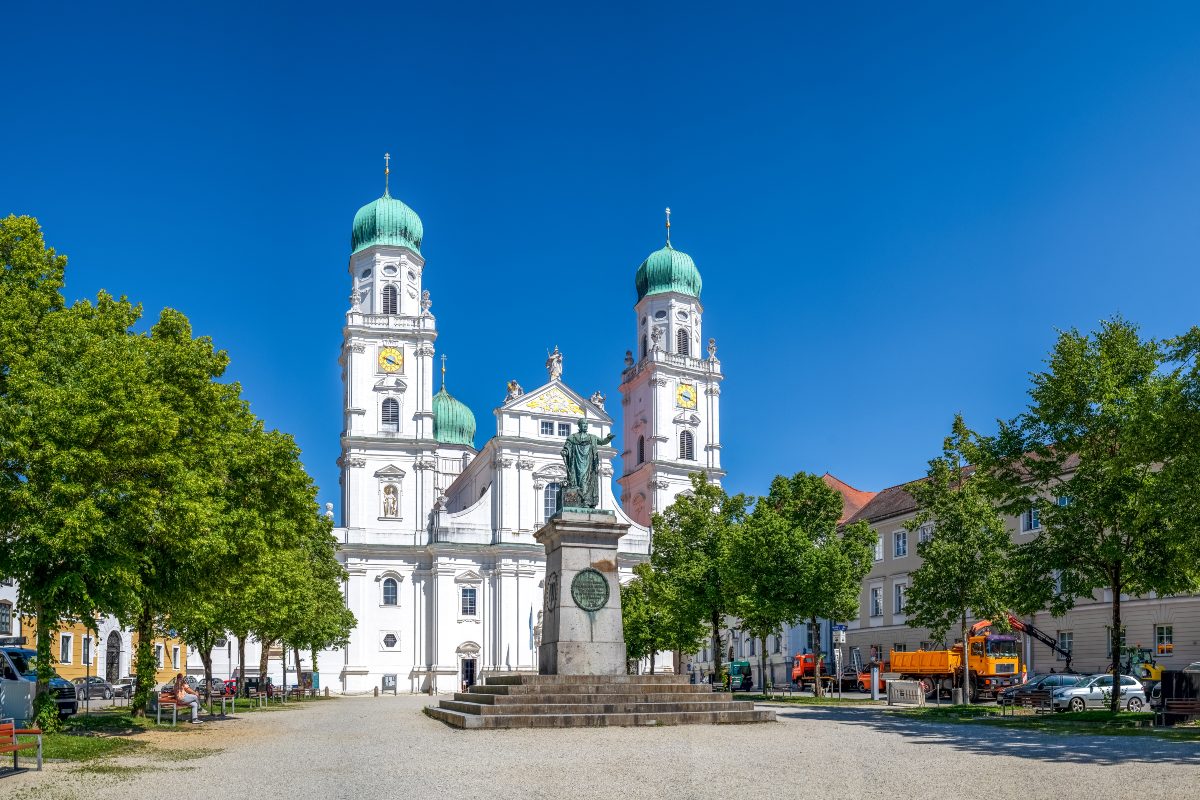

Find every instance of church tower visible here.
[339,158,442,531]
[618,211,724,528]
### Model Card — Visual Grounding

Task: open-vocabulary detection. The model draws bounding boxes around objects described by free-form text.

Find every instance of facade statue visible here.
[708,337,718,359]
[545,345,563,381]
[324,502,335,519]
[650,326,663,351]
[506,379,524,401]
[383,484,399,517]
[624,350,634,368]
[420,289,432,314]
[560,419,614,509]
[590,391,606,410]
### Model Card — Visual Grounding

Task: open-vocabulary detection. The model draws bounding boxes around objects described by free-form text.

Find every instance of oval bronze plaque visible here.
[570,568,610,612]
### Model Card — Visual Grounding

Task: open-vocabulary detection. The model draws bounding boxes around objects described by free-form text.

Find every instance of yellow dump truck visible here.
[890,621,1022,701]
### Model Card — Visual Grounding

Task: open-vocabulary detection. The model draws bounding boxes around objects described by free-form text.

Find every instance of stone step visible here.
[453,691,738,705]
[440,699,754,716]
[483,673,688,686]
[424,706,776,729]
[468,682,716,696]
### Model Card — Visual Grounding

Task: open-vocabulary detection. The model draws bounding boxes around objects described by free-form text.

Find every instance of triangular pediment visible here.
[454,569,483,584]
[374,464,407,478]
[503,380,612,423]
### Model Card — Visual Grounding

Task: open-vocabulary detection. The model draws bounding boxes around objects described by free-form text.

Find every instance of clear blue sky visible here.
[5,3,1200,510]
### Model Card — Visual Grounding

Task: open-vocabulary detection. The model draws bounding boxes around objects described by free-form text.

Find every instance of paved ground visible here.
[9,695,1200,799]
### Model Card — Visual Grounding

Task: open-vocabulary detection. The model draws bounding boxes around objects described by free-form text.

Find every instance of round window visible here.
[382,264,398,276]
[654,310,667,320]
[407,270,417,282]
[676,310,689,320]
[361,268,372,278]
[383,634,397,648]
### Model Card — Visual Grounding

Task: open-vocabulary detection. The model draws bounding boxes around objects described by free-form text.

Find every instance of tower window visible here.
[676,328,691,356]
[678,430,695,460]
[382,284,398,315]
[382,578,398,606]
[641,335,647,359]
[543,482,562,522]
[382,398,400,432]
[637,435,645,464]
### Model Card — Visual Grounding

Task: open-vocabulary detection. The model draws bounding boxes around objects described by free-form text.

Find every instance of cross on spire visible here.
[665,207,671,246]
[384,152,391,196]
[440,353,447,389]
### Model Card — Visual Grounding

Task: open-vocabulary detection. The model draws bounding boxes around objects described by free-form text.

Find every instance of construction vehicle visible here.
[890,620,1022,701]
[790,652,836,692]
[727,660,754,691]
[994,612,1075,673]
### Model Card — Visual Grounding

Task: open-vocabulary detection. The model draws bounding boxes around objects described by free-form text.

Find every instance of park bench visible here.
[148,691,180,725]
[1008,690,1055,715]
[1155,698,1200,727]
[1,718,43,773]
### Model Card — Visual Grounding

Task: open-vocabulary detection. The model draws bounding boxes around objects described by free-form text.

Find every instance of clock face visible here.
[676,383,697,409]
[378,347,403,373]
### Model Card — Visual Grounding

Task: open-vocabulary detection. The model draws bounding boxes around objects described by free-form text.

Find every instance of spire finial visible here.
[384,152,391,197]
[440,353,447,390]
[665,207,671,246]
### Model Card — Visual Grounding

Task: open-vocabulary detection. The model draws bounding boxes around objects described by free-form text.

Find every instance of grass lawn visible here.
[897,704,1200,740]
[19,705,205,762]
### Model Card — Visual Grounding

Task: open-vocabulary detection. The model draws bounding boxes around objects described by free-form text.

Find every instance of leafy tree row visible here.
[0,216,354,723]
[902,318,1200,710]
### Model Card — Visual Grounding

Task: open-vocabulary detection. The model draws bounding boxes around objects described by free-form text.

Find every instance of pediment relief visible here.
[454,569,483,584]
[533,463,567,480]
[457,641,481,654]
[520,386,584,416]
[374,464,407,479]
[373,377,407,392]
[672,412,701,427]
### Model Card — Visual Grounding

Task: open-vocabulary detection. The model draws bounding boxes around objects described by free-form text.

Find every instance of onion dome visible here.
[351,191,424,255]
[635,243,702,302]
[433,387,475,447]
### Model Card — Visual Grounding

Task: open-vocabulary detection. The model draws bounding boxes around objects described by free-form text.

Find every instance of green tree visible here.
[650,472,749,687]
[903,416,1013,701]
[621,563,705,675]
[985,319,1198,712]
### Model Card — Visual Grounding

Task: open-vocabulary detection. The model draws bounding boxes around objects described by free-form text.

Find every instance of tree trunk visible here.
[961,610,970,705]
[258,638,272,686]
[33,604,51,697]
[1110,580,1122,714]
[237,634,247,696]
[311,647,319,688]
[199,649,213,696]
[811,616,824,697]
[131,603,156,717]
[711,611,723,689]
[759,637,767,697]
[294,645,303,693]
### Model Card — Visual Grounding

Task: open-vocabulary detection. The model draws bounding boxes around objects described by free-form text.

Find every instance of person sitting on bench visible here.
[173,673,202,724]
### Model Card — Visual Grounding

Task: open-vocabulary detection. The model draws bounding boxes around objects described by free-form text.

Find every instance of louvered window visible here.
[678,430,695,460]
[381,398,400,432]
[382,285,398,314]
[676,328,690,356]
[637,435,645,464]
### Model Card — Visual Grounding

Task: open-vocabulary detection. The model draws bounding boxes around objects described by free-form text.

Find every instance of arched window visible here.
[382,578,398,606]
[640,335,648,359]
[676,327,691,356]
[637,435,645,464]
[381,398,399,432]
[543,482,562,522]
[678,430,695,460]
[382,285,398,315]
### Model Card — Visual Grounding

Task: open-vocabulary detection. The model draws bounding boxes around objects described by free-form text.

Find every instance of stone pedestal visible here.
[535,510,629,676]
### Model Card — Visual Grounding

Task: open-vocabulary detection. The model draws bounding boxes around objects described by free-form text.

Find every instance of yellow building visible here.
[13,614,185,686]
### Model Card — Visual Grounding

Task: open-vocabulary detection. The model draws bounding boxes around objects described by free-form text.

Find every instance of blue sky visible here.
[4,3,1200,512]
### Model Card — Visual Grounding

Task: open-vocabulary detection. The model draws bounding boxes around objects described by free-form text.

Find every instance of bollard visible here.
[870,665,880,701]
[325,687,329,698]
[374,686,378,697]
[952,688,964,705]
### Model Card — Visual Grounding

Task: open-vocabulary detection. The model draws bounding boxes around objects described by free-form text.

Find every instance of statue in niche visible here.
[382,484,399,518]
[560,419,614,509]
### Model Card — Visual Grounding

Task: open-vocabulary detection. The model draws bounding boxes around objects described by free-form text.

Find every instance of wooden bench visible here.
[1002,689,1054,715]
[1155,698,1200,727]
[1,719,42,774]
[148,692,180,725]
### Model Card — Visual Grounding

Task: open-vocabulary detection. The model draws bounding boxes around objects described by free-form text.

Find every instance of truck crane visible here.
[998,613,1076,674]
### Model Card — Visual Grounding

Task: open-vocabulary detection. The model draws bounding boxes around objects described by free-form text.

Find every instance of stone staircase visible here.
[424,673,775,729]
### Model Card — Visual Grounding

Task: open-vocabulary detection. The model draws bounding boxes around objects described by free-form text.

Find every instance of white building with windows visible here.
[331,187,723,693]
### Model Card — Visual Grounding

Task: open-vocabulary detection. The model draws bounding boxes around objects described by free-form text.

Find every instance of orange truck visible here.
[890,621,1022,700]
[790,653,836,691]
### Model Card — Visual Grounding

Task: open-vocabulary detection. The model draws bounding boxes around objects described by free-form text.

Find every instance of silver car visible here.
[1051,673,1147,712]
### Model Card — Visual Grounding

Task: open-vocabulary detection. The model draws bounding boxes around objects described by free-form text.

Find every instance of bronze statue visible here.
[560,419,614,509]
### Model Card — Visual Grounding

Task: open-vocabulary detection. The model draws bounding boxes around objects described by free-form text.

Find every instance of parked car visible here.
[223,677,238,695]
[197,677,224,695]
[998,673,1083,705]
[0,644,78,717]
[1051,673,1147,712]
[112,677,137,698]
[72,676,115,700]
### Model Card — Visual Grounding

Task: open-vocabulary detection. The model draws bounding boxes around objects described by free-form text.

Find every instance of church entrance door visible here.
[105,631,121,683]
[460,658,476,692]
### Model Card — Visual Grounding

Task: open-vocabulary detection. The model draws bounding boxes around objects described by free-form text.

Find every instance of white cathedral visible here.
[332,181,724,694]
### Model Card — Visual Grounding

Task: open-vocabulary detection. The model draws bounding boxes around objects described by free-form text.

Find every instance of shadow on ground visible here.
[768,704,1200,767]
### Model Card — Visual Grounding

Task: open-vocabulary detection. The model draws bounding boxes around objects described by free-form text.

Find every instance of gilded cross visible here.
[384,152,391,195]
[440,353,447,389]
[665,207,671,245]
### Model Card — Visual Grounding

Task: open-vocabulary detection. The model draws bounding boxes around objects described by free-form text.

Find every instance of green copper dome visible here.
[635,244,702,301]
[433,387,475,447]
[351,191,424,255]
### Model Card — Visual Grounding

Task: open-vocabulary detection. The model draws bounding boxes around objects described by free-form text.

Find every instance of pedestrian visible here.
[173,672,202,724]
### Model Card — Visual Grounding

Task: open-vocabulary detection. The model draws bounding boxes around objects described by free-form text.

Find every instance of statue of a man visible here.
[560,419,614,509]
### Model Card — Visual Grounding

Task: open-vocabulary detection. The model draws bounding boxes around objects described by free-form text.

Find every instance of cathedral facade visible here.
[332,185,722,694]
